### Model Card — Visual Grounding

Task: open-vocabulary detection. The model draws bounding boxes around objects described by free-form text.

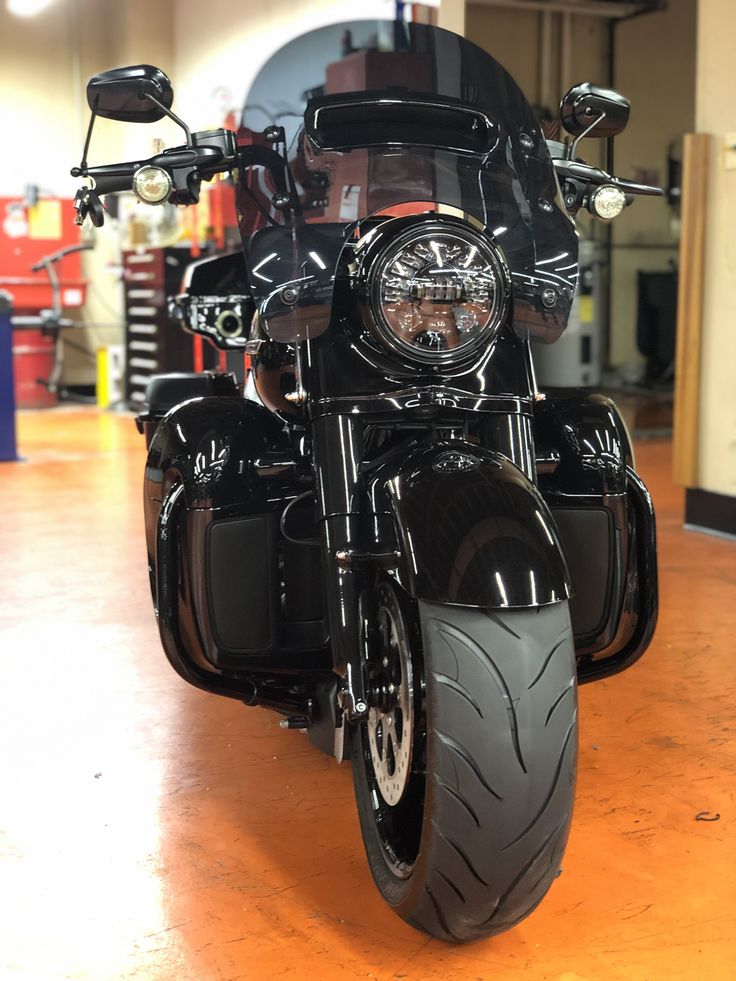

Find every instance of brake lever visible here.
[611,177,664,197]
[553,159,663,197]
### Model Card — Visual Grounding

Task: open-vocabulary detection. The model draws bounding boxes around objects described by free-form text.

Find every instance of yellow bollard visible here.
[96,347,110,408]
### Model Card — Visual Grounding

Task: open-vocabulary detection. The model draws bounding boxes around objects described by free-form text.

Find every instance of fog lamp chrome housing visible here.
[169,293,250,349]
[366,221,508,365]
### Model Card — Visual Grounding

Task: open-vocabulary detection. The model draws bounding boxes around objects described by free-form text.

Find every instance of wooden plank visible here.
[673,133,710,488]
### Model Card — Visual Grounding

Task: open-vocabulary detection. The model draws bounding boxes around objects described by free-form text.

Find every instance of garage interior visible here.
[1,0,734,978]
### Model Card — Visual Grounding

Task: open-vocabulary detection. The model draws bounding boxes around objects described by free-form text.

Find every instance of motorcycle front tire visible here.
[352,597,578,943]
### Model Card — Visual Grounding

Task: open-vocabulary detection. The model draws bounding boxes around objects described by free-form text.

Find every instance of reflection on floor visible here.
[1,407,733,981]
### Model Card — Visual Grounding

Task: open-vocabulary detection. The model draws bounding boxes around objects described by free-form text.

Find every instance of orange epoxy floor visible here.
[1,407,734,980]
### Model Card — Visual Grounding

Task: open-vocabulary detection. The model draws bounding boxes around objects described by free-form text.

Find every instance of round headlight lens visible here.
[590,184,626,220]
[133,166,172,205]
[370,225,507,363]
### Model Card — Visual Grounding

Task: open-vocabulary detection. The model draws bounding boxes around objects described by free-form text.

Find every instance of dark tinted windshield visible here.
[236,20,577,343]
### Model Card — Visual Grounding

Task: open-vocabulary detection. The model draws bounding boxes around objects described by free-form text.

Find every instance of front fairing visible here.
[236,20,577,346]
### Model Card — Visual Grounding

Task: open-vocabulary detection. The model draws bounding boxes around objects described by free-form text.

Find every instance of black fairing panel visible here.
[145,396,289,511]
[185,252,250,297]
[552,507,613,639]
[369,442,571,607]
[534,392,634,497]
[207,514,279,652]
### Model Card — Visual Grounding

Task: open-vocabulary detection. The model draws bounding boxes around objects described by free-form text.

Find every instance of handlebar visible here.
[72,128,241,226]
[71,128,296,228]
[73,125,665,229]
[550,155,663,219]
[75,129,238,196]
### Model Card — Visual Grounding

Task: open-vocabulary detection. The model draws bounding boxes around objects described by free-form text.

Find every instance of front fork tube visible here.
[312,414,370,721]
[478,412,537,482]
[320,513,370,718]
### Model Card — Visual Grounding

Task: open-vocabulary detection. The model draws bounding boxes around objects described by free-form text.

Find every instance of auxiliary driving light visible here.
[132,166,172,205]
[590,184,627,221]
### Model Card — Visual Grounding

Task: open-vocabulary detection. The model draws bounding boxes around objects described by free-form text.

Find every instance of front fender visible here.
[370,443,571,608]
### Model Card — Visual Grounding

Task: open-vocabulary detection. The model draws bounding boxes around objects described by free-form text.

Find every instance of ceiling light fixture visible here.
[7,0,57,16]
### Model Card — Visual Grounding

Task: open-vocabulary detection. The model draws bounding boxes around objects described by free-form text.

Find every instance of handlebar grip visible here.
[84,162,138,195]
[552,159,608,184]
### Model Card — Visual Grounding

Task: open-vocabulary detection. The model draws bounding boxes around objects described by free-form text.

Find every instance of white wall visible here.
[438,0,464,34]
[0,0,179,198]
[695,0,736,498]
[0,0,87,199]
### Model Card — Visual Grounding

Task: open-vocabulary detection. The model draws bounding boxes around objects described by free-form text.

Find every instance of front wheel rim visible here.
[361,582,424,879]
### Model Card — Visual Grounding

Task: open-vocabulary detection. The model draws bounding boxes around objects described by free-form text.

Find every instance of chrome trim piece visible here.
[312,389,531,417]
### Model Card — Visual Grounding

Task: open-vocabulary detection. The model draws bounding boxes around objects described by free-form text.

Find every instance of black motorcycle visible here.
[73,19,660,942]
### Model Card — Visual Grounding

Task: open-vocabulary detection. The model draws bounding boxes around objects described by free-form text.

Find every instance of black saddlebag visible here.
[534,394,657,683]
[142,395,329,680]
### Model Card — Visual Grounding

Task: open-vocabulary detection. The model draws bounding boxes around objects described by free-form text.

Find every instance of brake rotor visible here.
[367,585,414,807]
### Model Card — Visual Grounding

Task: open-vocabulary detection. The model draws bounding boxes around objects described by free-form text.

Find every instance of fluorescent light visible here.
[7,0,56,16]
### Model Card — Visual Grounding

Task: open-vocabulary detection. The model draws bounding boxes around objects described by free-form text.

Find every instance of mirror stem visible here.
[568,110,607,160]
[75,108,97,174]
[607,134,615,176]
[144,92,192,146]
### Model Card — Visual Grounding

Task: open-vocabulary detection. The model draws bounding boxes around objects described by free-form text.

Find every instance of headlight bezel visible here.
[356,216,510,368]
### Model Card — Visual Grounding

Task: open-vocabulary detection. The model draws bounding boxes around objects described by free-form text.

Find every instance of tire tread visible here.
[417,602,577,941]
[352,597,577,943]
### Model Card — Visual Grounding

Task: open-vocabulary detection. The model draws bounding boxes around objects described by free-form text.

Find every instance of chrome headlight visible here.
[368,222,508,364]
